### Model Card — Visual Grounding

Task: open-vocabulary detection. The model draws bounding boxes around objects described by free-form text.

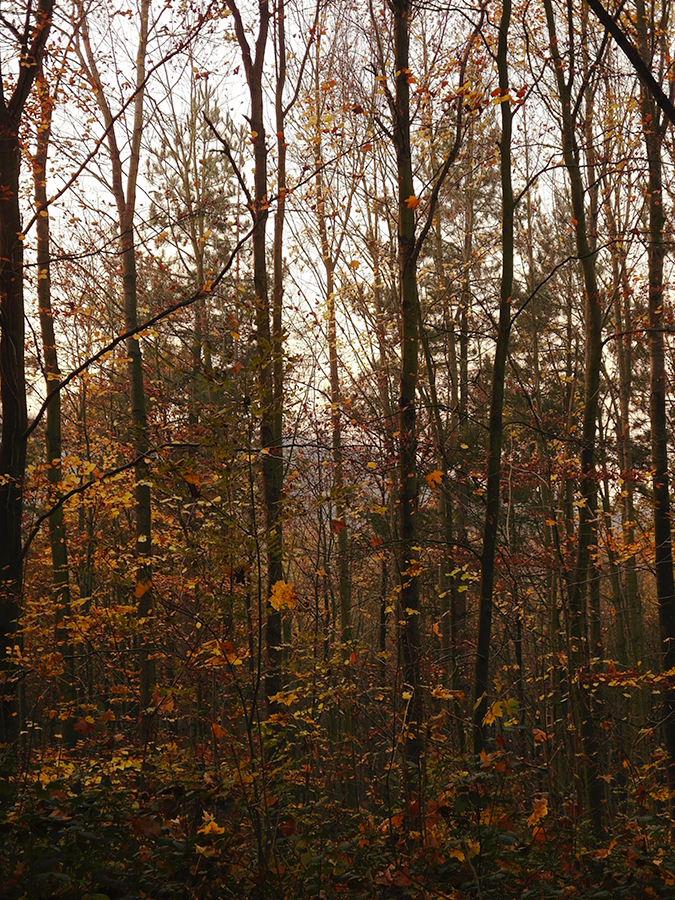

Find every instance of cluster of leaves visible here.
[3,716,675,899]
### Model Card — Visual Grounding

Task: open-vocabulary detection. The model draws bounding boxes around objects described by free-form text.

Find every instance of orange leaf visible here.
[220,639,240,664]
[426,469,443,487]
[135,579,151,599]
[331,518,346,533]
[532,825,547,843]
[405,195,419,210]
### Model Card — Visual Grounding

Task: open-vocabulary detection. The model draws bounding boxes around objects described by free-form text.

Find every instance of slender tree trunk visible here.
[79,0,155,741]
[391,0,423,777]
[33,70,75,738]
[311,33,351,648]
[601,184,639,667]
[543,0,604,833]
[473,0,513,756]
[274,0,289,655]
[227,0,283,710]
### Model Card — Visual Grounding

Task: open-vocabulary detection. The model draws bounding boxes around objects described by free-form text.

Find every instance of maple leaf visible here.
[426,469,443,486]
[405,195,419,210]
[269,580,297,611]
[74,715,96,735]
[482,699,503,726]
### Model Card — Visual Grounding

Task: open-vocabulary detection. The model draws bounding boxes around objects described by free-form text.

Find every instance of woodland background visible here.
[2,0,675,896]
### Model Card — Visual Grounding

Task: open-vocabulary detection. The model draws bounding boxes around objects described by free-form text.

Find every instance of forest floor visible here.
[2,735,675,899]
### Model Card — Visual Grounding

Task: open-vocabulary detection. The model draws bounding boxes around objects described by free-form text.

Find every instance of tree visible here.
[225,0,284,711]
[0,0,54,740]
[75,0,155,741]
[472,0,514,757]
[32,62,75,740]
[634,0,675,815]
[543,0,605,831]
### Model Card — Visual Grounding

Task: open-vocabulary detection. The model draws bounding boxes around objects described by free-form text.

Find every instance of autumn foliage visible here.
[3,0,675,897]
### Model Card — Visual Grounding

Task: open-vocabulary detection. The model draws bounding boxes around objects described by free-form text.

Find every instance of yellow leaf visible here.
[269,580,297,611]
[482,700,503,726]
[528,797,548,828]
[269,690,298,706]
[448,847,465,862]
[198,819,225,836]
[431,686,452,700]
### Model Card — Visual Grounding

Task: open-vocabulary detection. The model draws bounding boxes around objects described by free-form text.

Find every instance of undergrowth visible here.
[2,729,675,900]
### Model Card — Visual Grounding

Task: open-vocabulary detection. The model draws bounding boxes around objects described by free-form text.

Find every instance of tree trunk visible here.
[227,0,283,711]
[79,0,155,741]
[274,0,289,655]
[391,0,423,778]
[543,0,604,833]
[0,0,54,740]
[0,121,27,741]
[473,0,513,756]
[635,0,675,813]
[33,70,75,739]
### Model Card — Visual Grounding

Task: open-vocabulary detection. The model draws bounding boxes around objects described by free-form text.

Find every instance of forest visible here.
[2,0,675,896]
